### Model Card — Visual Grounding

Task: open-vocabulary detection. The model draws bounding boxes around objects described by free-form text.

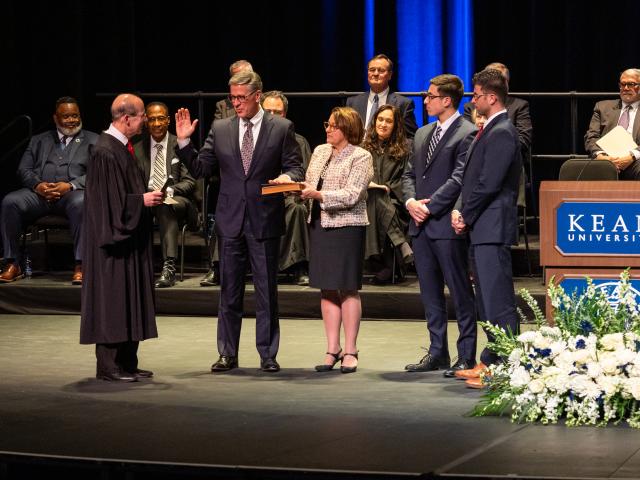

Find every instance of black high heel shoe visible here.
[315,349,343,372]
[340,352,359,374]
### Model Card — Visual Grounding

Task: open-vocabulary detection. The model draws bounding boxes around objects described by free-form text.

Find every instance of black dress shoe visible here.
[340,352,359,374]
[127,368,154,378]
[211,355,238,372]
[200,266,220,286]
[405,353,450,372]
[96,371,137,382]
[443,359,477,378]
[155,260,176,288]
[260,358,280,372]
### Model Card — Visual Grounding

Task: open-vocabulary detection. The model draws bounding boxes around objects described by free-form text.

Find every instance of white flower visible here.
[623,378,640,400]
[615,348,637,367]
[601,333,624,351]
[599,355,619,375]
[529,379,545,394]
[517,331,537,344]
[508,348,524,364]
[586,362,603,379]
[595,375,620,396]
[509,366,531,388]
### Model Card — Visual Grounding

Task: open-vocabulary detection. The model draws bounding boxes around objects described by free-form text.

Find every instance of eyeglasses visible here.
[264,109,284,116]
[424,93,447,101]
[147,115,169,124]
[619,82,640,89]
[228,90,257,103]
[323,121,339,131]
[368,67,388,74]
[472,93,491,100]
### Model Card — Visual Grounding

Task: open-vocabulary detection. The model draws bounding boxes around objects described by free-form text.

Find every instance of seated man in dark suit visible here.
[133,102,197,288]
[584,68,640,179]
[347,54,418,138]
[0,96,98,283]
[463,62,532,166]
[261,90,311,285]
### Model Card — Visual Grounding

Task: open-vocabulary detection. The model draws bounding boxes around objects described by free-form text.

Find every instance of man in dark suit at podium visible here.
[133,102,197,288]
[174,71,303,373]
[584,68,640,179]
[402,74,477,376]
[452,69,521,388]
[347,54,418,138]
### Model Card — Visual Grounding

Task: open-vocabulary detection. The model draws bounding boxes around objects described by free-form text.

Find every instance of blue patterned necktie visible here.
[426,126,442,164]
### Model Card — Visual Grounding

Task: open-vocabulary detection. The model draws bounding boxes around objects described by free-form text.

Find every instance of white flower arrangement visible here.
[472,270,640,428]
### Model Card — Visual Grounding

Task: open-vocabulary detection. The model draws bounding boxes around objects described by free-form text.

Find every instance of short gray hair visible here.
[229,59,253,76]
[229,71,262,92]
[621,68,640,79]
[261,90,289,114]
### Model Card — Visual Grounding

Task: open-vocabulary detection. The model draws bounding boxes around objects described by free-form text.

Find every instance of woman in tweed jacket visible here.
[300,107,373,374]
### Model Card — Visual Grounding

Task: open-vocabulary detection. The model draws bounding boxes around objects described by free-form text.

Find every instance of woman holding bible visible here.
[300,106,373,374]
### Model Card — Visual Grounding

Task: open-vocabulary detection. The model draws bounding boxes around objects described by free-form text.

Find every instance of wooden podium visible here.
[539,181,640,316]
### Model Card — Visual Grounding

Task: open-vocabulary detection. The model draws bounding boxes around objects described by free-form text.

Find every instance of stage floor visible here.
[1,315,639,479]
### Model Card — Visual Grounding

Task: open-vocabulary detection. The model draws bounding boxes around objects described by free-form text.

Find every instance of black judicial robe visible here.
[80,133,157,344]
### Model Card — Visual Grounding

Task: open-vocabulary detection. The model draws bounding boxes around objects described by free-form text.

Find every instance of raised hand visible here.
[175,108,199,141]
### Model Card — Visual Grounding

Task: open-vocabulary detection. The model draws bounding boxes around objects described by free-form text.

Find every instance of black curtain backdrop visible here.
[3,0,640,188]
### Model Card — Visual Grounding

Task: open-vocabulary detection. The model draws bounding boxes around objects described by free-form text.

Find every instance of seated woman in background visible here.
[300,107,373,374]
[361,105,413,284]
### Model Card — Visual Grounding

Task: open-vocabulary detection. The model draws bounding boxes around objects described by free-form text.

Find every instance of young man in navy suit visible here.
[402,74,477,376]
[175,71,303,373]
[451,69,522,388]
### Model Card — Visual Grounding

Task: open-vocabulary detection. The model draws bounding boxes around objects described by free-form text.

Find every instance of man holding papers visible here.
[584,68,640,179]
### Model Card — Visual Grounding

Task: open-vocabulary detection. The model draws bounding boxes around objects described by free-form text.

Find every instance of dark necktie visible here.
[618,105,631,130]
[426,125,442,164]
[127,140,136,160]
[60,135,68,150]
[241,119,254,174]
[369,94,379,128]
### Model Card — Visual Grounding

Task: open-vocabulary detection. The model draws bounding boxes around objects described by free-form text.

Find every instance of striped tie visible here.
[426,126,442,164]
[151,144,165,191]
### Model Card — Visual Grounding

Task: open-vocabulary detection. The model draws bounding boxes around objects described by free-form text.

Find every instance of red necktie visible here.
[475,124,484,140]
[127,140,136,159]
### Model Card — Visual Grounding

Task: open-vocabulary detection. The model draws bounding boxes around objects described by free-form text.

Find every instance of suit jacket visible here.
[133,133,196,198]
[305,143,373,228]
[18,129,99,190]
[584,99,640,157]
[464,96,532,158]
[402,116,476,239]
[460,113,521,245]
[214,98,235,120]
[176,112,304,240]
[347,91,418,138]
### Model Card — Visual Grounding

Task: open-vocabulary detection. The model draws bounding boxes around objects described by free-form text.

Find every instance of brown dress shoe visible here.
[465,376,488,389]
[0,264,24,283]
[72,265,83,285]
[454,362,487,379]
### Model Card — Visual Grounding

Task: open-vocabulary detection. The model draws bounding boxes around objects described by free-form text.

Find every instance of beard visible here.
[56,121,83,137]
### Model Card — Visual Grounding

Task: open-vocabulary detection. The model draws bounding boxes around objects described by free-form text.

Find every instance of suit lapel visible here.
[165,134,176,177]
[248,114,273,176]
[609,100,622,132]
[229,117,242,174]
[426,118,461,172]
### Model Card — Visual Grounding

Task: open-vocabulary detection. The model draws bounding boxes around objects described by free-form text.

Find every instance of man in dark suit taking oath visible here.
[402,74,477,376]
[347,54,418,138]
[175,71,304,373]
[451,69,521,388]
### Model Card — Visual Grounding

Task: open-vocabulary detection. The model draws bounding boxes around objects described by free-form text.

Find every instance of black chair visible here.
[558,158,619,181]
[21,214,70,271]
[178,178,206,281]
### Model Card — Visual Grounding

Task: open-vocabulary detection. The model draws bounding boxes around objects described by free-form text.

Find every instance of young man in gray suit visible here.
[0,97,98,284]
[175,71,303,373]
[347,54,418,138]
[584,68,640,179]
[402,74,477,376]
[451,69,522,388]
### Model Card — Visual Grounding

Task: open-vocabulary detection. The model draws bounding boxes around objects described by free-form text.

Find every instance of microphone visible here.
[574,155,596,181]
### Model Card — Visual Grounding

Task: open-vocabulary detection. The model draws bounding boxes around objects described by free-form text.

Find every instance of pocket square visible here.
[171,157,180,165]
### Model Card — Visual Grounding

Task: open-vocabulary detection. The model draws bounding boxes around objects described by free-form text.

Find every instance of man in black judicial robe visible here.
[80,93,164,383]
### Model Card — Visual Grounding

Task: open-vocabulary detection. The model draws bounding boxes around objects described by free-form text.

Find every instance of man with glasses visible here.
[261,90,312,286]
[585,68,640,179]
[133,102,197,288]
[402,74,477,376]
[81,93,163,382]
[347,54,418,138]
[0,97,98,284]
[450,69,521,389]
[175,71,304,373]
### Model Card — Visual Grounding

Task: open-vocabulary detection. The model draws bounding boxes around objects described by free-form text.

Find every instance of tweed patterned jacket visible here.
[305,143,373,228]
